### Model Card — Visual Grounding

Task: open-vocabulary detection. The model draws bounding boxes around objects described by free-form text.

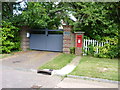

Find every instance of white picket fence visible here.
[83,39,109,55]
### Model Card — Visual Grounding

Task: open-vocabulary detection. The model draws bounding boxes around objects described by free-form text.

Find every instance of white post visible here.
[93,39,94,47]
[83,39,85,55]
[102,42,104,47]
[95,40,98,53]
[86,39,88,52]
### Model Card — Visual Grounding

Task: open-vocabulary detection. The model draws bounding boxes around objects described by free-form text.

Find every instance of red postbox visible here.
[76,35,82,48]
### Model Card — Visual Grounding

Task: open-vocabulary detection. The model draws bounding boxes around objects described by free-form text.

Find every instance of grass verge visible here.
[0,50,23,59]
[70,56,118,81]
[0,50,27,59]
[0,54,12,59]
[39,54,76,70]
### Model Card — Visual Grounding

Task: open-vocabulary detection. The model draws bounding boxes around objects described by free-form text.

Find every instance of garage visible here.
[29,29,63,52]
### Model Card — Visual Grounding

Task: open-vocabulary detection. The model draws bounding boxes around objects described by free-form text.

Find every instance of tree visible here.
[66,2,119,40]
[18,2,70,29]
[2,2,119,58]
[2,2,14,19]
[1,2,22,53]
[64,2,119,58]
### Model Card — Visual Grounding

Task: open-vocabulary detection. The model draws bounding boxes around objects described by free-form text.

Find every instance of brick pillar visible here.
[20,26,30,51]
[63,25,72,54]
[71,33,75,47]
[74,32,84,55]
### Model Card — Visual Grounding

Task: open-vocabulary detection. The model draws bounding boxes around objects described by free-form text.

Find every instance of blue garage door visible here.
[30,34,63,52]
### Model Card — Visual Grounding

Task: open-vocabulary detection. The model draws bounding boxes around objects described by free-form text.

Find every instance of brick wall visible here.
[63,25,72,54]
[75,47,82,55]
[71,33,75,47]
[20,26,30,51]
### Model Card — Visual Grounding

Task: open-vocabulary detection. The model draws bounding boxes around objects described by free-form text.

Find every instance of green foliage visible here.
[84,38,118,58]
[70,56,118,81]
[17,2,67,29]
[70,2,119,40]
[87,44,94,55]
[2,2,15,20]
[70,47,75,54]
[39,54,76,70]
[96,38,118,58]
[67,2,119,58]
[1,21,20,53]
[2,2,119,58]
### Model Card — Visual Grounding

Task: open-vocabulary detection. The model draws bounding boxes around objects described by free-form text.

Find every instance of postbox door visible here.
[76,35,82,47]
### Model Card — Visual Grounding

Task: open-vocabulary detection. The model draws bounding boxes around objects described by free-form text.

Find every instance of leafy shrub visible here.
[87,44,95,55]
[70,47,75,54]
[0,21,20,53]
[84,38,118,58]
[97,43,118,59]
[99,37,118,58]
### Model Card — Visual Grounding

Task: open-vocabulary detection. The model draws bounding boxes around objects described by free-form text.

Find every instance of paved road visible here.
[2,66,62,88]
[56,78,118,88]
[1,66,118,89]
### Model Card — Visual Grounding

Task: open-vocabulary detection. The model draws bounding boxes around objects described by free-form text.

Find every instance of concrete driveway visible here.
[2,50,61,70]
[1,50,62,88]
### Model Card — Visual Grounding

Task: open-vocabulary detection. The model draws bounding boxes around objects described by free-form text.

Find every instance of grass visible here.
[0,54,13,59]
[0,50,24,59]
[70,56,118,81]
[39,54,76,70]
